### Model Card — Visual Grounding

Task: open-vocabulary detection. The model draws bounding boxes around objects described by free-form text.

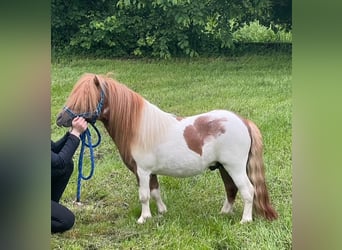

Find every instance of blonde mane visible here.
[134,101,176,153]
[96,74,145,166]
[97,74,177,165]
[64,73,103,115]
[65,73,177,167]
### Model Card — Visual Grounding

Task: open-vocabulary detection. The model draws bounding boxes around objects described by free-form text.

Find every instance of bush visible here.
[52,1,292,58]
[233,20,292,43]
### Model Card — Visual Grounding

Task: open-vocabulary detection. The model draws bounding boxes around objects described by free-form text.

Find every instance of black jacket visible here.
[51,132,80,177]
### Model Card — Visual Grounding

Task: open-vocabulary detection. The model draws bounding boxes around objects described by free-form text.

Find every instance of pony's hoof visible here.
[220,207,234,214]
[239,218,252,224]
[137,218,145,224]
[137,214,151,224]
[220,199,234,214]
[159,208,167,214]
[158,204,167,214]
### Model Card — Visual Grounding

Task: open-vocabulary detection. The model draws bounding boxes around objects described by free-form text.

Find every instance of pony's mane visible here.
[135,101,177,152]
[66,73,177,166]
[95,74,144,165]
[96,74,176,164]
[65,73,103,115]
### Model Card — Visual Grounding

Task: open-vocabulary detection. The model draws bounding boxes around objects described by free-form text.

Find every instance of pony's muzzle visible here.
[56,112,72,127]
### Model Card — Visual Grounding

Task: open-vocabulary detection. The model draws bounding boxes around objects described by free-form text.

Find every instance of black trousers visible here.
[51,160,74,233]
[51,201,75,233]
[51,160,74,202]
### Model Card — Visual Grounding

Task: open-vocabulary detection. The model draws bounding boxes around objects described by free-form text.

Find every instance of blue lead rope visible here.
[76,123,101,202]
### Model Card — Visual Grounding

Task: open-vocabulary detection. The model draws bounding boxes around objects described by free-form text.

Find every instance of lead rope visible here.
[76,123,101,202]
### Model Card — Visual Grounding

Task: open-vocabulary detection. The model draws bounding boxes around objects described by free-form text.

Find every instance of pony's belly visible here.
[153,160,206,177]
[133,146,211,177]
[152,149,210,177]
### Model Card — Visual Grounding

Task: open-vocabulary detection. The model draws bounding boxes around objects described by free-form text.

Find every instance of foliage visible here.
[52,0,292,58]
[270,0,292,30]
[233,20,292,43]
[51,53,292,249]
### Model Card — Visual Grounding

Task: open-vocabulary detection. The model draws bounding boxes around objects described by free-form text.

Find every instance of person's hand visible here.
[70,117,88,138]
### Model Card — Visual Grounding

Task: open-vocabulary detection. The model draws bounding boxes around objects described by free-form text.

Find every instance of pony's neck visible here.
[134,101,177,152]
[100,82,144,165]
[100,81,176,164]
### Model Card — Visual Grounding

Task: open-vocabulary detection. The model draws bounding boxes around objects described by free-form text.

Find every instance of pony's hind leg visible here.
[150,174,167,214]
[223,163,254,223]
[218,165,238,214]
[137,167,152,224]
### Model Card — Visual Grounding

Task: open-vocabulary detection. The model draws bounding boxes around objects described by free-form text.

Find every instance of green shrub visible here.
[52,1,292,58]
[233,20,292,43]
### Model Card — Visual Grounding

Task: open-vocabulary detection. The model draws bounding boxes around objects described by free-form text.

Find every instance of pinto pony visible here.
[56,73,278,224]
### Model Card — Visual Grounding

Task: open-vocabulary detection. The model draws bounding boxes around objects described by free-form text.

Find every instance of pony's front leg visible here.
[137,167,152,224]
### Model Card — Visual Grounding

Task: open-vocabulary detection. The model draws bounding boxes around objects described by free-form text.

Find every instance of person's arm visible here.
[51,117,88,177]
[51,134,80,177]
[51,132,69,153]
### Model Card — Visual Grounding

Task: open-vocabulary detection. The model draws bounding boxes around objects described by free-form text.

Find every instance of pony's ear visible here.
[94,75,101,86]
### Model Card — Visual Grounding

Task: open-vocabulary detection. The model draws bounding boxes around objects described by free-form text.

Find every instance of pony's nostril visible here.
[56,114,63,127]
[56,113,68,127]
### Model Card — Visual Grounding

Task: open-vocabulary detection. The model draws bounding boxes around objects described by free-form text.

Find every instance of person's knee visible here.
[64,210,75,230]
[51,202,75,233]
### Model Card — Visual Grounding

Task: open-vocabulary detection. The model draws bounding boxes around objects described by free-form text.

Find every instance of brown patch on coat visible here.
[183,116,227,155]
[176,116,184,121]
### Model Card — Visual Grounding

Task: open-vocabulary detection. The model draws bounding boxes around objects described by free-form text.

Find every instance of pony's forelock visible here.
[65,73,103,114]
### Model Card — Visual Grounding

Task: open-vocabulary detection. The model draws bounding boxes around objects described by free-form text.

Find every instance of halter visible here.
[63,90,105,124]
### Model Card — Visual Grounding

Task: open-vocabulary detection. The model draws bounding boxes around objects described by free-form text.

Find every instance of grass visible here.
[51,53,292,249]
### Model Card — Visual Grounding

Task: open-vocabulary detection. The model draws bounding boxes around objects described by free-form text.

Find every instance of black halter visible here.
[63,90,105,124]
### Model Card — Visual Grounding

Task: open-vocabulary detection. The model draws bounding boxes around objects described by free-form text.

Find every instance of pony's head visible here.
[56,73,106,127]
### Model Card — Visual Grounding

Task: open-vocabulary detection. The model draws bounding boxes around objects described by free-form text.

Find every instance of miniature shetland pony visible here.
[56,73,278,224]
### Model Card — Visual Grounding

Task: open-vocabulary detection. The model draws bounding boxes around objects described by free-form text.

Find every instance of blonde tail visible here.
[245,119,278,220]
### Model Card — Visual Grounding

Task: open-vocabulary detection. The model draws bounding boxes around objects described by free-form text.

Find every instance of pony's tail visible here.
[245,119,278,220]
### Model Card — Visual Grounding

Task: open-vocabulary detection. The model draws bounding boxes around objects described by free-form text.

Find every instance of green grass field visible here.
[51,53,292,249]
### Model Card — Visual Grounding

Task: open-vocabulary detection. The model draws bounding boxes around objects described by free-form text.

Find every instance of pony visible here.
[56,73,278,224]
